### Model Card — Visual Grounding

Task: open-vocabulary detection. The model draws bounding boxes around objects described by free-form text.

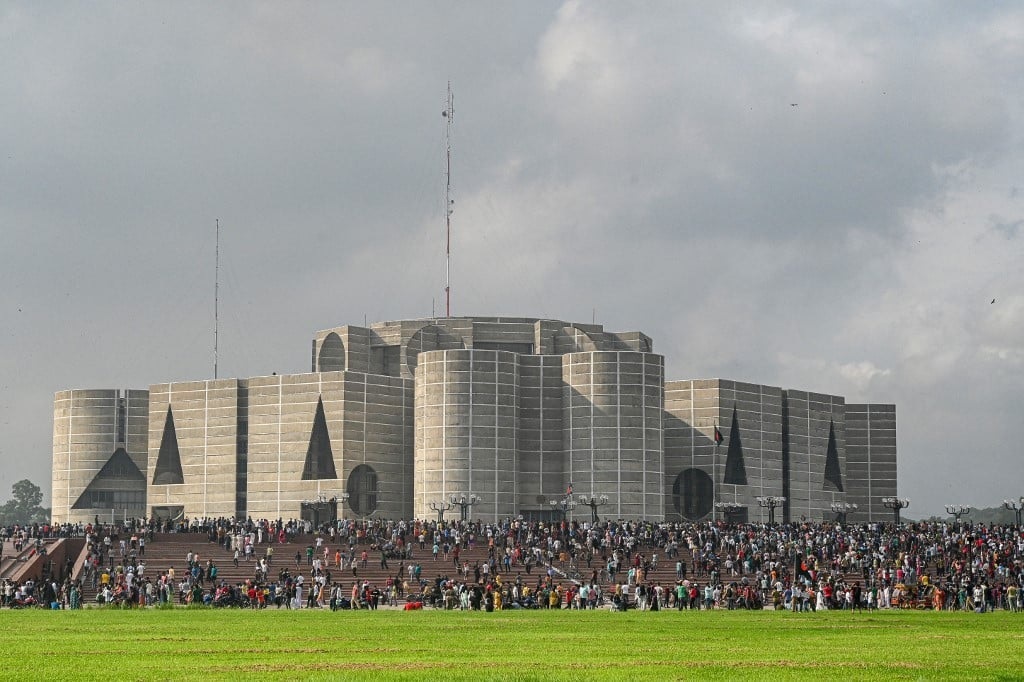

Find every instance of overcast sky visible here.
[2,3,1022,518]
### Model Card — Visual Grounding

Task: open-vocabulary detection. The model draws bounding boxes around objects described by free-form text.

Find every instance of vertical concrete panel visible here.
[414,349,518,522]
[846,403,897,523]
[782,389,847,521]
[146,380,240,520]
[564,351,664,520]
[517,355,565,516]
[337,371,413,520]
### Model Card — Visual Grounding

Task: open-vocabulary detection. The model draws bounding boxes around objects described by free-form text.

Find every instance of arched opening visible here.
[555,326,598,354]
[317,332,345,372]
[406,324,464,376]
[346,464,378,516]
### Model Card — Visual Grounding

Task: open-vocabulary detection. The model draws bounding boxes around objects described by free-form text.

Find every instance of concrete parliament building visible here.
[52,316,897,526]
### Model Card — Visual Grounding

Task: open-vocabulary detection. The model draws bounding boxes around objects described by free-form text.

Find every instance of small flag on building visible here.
[714,425,723,445]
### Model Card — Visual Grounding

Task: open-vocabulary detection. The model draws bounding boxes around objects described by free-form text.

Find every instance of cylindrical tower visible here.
[52,388,149,524]
[414,349,518,522]
[563,351,664,520]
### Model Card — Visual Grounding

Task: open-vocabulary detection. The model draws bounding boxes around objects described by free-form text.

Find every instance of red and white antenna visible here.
[443,82,454,317]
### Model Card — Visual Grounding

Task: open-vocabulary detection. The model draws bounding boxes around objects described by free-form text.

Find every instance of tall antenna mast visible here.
[443,82,454,317]
[214,218,220,380]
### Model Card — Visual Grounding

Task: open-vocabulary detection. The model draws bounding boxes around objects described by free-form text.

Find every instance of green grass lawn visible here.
[2,608,1022,681]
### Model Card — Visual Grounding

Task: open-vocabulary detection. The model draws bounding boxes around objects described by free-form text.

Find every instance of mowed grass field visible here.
[2,608,1023,681]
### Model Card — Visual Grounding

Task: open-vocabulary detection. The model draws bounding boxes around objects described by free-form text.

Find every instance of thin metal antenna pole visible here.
[214,218,219,380]
[444,82,454,317]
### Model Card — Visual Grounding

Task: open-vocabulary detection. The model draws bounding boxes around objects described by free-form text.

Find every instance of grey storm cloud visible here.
[1,2,1022,517]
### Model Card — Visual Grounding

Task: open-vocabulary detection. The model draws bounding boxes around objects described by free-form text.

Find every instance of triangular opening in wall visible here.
[152,406,184,485]
[823,419,844,492]
[302,396,338,480]
[723,405,748,485]
[72,448,146,508]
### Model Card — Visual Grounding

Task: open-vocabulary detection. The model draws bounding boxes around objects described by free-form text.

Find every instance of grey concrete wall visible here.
[468,319,537,350]
[414,349,519,522]
[148,379,242,520]
[714,380,785,523]
[312,326,376,374]
[663,380,718,521]
[52,388,148,524]
[563,351,664,520]
[245,373,343,521]
[782,389,847,522]
[534,320,562,355]
[663,380,784,523]
[517,355,566,515]
[336,370,414,520]
[846,403,897,523]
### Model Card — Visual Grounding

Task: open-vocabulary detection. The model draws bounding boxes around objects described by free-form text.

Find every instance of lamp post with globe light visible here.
[756,496,787,526]
[577,494,609,525]
[549,495,577,523]
[1003,498,1023,526]
[830,501,857,525]
[882,497,910,525]
[450,493,482,522]
[714,501,744,524]
[945,504,971,523]
[429,499,453,524]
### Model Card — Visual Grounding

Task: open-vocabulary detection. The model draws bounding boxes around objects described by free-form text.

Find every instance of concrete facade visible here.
[52,389,149,525]
[782,390,847,522]
[664,380,785,523]
[53,315,897,524]
[564,351,664,520]
[415,349,520,521]
[845,403,898,523]
[147,379,244,521]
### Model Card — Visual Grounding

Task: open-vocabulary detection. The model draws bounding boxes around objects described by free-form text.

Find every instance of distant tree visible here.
[11,479,43,510]
[0,479,48,525]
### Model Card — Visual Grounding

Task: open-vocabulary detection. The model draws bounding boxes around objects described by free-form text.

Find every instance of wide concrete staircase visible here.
[70,532,880,607]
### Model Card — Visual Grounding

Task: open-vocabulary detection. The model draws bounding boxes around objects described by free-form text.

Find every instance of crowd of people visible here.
[2,514,1023,613]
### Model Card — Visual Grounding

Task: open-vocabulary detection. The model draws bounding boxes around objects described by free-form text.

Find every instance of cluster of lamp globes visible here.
[549,494,610,510]
[943,499,1022,523]
[429,493,484,512]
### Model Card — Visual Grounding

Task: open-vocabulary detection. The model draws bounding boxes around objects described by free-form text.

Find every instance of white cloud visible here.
[837,361,892,390]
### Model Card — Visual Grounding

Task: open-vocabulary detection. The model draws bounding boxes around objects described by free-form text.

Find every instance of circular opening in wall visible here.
[673,468,713,520]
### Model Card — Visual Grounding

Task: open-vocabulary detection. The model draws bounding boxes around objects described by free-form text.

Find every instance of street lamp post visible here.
[1003,498,1023,526]
[881,497,910,525]
[450,493,482,522]
[577,494,609,524]
[549,495,577,522]
[429,500,453,524]
[303,493,342,529]
[335,492,350,528]
[714,501,744,524]
[830,501,858,524]
[945,504,971,523]
[756,496,787,525]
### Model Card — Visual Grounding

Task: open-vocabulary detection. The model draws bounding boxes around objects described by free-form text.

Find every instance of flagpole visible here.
[713,424,720,520]
[713,425,717,521]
